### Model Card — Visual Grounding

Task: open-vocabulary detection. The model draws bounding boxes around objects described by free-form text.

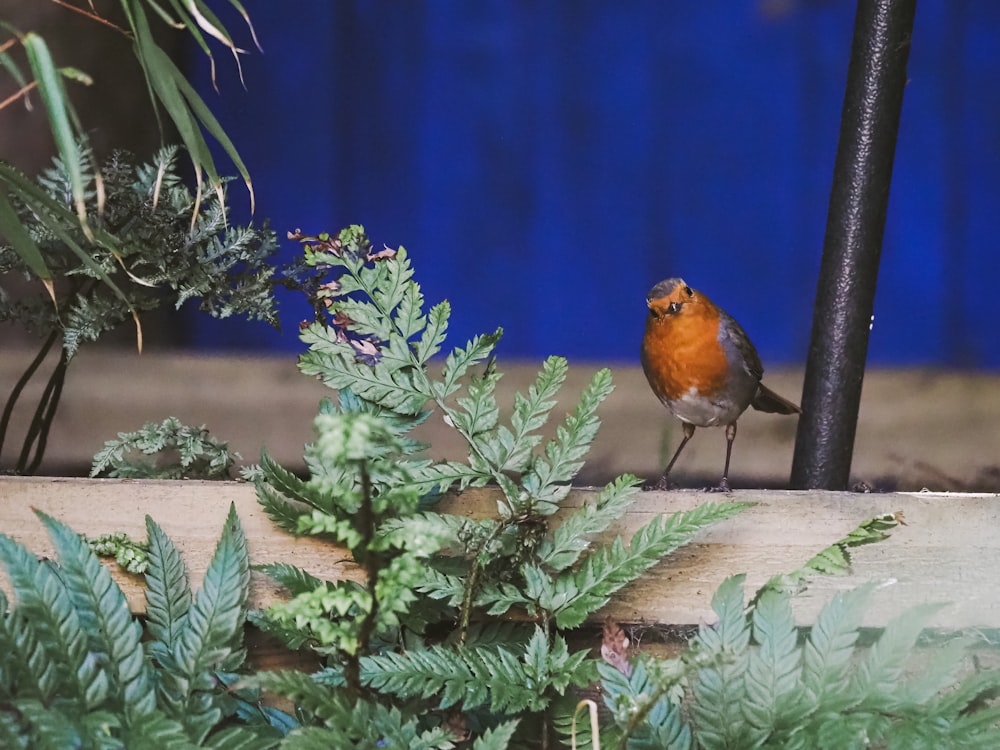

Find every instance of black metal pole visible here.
[790,0,917,490]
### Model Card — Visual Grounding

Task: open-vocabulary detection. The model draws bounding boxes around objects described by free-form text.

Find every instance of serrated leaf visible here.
[801,583,875,709]
[745,587,804,732]
[537,474,641,571]
[413,300,449,362]
[850,602,948,710]
[144,515,193,652]
[36,511,155,717]
[550,501,749,628]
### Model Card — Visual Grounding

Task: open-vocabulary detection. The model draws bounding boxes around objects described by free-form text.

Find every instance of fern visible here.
[91,417,240,479]
[36,512,157,720]
[249,225,754,748]
[358,627,589,714]
[545,501,750,628]
[535,473,642,572]
[598,658,691,750]
[3,145,283,473]
[674,577,1000,749]
[0,507,286,746]
[691,574,757,749]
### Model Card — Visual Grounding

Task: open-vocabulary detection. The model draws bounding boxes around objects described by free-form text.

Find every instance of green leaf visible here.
[254,563,323,598]
[413,300,449,362]
[849,601,948,710]
[691,575,756,749]
[550,501,749,628]
[537,474,641,571]
[435,329,503,399]
[174,503,250,675]
[744,588,805,733]
[36,511,155,718]
[521,367,615,512]
[0,186,51,285]
[144,515,193,653]
[0,533,88,704]
[22,33,88,224]
[471,719,519,749]
[801,583,874,710]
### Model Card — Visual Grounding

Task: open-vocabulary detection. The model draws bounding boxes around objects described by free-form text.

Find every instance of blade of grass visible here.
[0,186,55,304]
[22,33,90,229]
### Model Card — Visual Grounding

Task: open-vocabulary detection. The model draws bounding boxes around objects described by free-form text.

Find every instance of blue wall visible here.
[188,2,1000,368]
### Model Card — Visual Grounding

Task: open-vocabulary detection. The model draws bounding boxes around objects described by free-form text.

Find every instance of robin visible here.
[640,278,800,491]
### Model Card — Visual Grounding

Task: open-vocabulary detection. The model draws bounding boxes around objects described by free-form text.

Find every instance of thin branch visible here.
[0,81,39,112]
[49,0,133,38]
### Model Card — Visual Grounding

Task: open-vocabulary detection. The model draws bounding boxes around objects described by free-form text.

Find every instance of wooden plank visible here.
[3,349,1000,490]
[0,477,997,630]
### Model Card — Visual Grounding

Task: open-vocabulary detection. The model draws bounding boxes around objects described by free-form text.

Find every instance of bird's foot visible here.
[643,475,676,491]
[705,477,732,493]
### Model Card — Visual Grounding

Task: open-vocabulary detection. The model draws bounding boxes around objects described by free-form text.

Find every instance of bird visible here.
[640,277,800,491]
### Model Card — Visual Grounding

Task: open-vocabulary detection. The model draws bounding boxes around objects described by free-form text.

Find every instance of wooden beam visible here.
[1,477,996,630]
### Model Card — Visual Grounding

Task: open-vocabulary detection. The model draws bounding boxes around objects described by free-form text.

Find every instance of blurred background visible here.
[5,0,1000,368]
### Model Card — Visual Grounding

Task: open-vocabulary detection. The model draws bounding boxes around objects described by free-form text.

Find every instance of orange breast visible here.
[641,302,729,404]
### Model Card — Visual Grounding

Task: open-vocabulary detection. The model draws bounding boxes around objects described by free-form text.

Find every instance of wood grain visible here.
[1,477,997,631]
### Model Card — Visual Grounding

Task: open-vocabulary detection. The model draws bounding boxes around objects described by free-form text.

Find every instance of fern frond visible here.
[536,474,641,572]
[434,329,503,400]
[0,533,88,704]
[891,633,972,707]
[203,725,281,749]
[494,356,567,474]
[144,515,193,653]
[254,563,323,598]
[165,504,251,742]
[174,504,250,674]
[251,669,344,720]
[849,602,948,711]
[413,299,449,362]
[521,367,615,513]
[452,364,502,441]
[471,719,519,750]
[598,659,692,750]
[550,501,749,628]
[744,587,805,733]
[413,566,466,607]
[36,511,156,719]
[691,575,756,749]
[800,583,875,710]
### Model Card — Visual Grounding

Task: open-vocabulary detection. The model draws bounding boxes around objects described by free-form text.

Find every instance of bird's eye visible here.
[667,301,682,314]
[683,285,693,297]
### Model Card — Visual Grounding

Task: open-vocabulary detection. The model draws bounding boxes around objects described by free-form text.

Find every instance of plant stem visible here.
[22,347,68,474]
[345,462,380,697]
[16,344,69,474]
[0,330,58,472]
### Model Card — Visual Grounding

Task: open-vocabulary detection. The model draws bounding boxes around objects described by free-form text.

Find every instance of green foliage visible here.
[1,146,281,475]
[0,505,288,746]
[0,1,258,285]
[246,226,751,747]
[91,416,241,480]
[87,531,151,574]
[603,576,1000,750]
[755,511,904,600]
[1,146,280,357]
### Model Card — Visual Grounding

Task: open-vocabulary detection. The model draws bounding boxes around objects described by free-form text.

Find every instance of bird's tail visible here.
[752,383,801,415]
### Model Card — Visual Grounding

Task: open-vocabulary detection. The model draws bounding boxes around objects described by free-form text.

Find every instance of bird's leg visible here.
[652,422,696,490]
[709,421,737,493]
